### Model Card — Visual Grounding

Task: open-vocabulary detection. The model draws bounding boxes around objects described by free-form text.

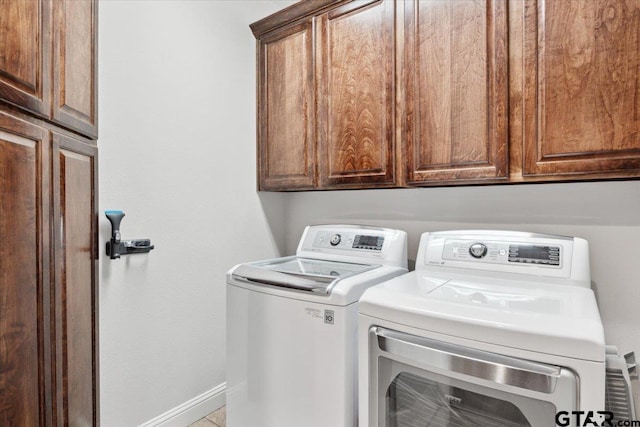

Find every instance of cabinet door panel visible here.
[404,0,508,183]
[52,134,98,426]
[523,0,640,177]
[52,0,98,138]
[0,113,51,427]
[258,21,315,190]
[0,0,51,117]
[317,0,396,188]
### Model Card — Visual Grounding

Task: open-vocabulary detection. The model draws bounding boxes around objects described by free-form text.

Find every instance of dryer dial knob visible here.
[469,243,488,259]
[330,234,342,246]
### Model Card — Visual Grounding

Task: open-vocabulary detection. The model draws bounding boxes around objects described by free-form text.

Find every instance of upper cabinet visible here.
[253,0,640,191]
[253,0,397,191]
[257,20,316,190]
[0,0,51,118]
[518,0,640,179]
[51,0,98,138]
[316,0,396,188]
[0,0,97,139]
[403,0,508,184]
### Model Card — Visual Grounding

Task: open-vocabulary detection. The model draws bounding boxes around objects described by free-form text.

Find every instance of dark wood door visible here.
[0,0,51,118]
[52,0,98,138]
[257,20,316,191]
[0,112,53,427]
[521,0,640,178]
[52,133,98,426]
[316,0,396,188]
[403,0,508,184]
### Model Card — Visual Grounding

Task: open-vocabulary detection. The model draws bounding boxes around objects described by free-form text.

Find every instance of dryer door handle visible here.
[373,327,562,394]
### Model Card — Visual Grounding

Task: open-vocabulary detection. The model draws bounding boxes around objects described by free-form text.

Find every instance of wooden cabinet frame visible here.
[257,20,316,190]
[517,0,640,179]
[0,0,98,139]
[52,133,99,426]
[403,0,509,185]
[253,0,640,191]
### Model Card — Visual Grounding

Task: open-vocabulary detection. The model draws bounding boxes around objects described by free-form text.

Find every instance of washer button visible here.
[469,243,488,259]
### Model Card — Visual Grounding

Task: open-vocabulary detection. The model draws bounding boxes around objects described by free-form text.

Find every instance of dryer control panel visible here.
[416,230,590,283]
[442,240,561,266]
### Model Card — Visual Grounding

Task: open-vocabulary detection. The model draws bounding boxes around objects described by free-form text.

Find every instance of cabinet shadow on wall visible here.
[258,191,289,256]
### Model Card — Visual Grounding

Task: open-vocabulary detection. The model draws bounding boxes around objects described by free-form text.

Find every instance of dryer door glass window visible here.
[386,372,538,427]
[371,328,576,427]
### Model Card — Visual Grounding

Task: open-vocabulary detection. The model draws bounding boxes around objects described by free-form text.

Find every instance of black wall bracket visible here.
[105,210,155,260]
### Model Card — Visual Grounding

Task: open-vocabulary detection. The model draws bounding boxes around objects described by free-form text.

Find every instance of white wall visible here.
[99,1,291,425]
[287,181,640,409]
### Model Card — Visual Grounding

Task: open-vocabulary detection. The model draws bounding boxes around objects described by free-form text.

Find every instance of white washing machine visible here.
[227,225,408,427]
[358,230,606,427]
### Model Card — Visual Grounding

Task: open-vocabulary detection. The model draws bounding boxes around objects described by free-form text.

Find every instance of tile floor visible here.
[189,406,226,427]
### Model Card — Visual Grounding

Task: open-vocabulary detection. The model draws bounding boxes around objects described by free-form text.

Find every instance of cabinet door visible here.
[404,0,508,184]
[258,21,315,190]
[317,0,396,188]
[52,134,98,426]
[522,0,640,178]
[0,112,52,426]
[52,0,98,138]
[0,0,51,118]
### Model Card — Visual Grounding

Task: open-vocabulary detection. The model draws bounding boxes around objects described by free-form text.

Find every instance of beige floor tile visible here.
[206,406,226,427]
[188,417,217,427]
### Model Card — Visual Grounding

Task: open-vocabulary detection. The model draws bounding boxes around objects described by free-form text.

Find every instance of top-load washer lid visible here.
[231,256,379,295]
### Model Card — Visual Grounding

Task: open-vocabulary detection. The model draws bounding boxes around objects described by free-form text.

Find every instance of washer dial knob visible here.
[330,234,342,246]
[469,243,488,259]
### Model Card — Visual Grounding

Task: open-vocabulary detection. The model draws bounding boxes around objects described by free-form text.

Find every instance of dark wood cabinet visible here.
[403,0,508,185]
[0,108,99,427]
[0,112,53,427]
[52,134,98,426]
[252,0,640,191]
[317,0,396,188]
[257,20,315,190]
[0,0,51,119]
[253,0,396,190]
[51,0,98,138]
[0,0,98,424]
[0,0,97,138]
[518,0,640,179]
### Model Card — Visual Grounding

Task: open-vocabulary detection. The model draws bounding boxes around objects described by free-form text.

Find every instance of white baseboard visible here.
[139,383,226,427]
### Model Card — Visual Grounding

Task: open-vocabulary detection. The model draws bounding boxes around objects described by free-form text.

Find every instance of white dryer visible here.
[227,225,408,427]
[358,230,606,427]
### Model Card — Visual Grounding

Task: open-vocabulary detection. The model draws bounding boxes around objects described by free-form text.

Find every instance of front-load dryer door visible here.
[368,327,578,427]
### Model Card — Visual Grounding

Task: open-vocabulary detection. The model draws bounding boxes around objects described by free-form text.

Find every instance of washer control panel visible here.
[297,225,407,267]
[314,231,384,252]
[442,239,562,267]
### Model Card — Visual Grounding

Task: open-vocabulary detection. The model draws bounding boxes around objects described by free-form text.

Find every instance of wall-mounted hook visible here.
[105,210,155,259]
